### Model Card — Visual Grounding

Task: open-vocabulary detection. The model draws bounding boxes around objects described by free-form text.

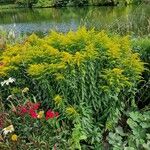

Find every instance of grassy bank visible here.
[0,4,17,9]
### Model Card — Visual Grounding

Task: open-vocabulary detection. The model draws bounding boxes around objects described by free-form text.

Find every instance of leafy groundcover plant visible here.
[0,28,145,149]
[108,110,150,150]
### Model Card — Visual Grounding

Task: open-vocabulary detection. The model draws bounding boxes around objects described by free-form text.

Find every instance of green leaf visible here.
[80,135,87,140]
[127,118,138,128]
[140,122,150,128]
[115,126,126,136]
[146,134,150,140]
[124,147,135,150]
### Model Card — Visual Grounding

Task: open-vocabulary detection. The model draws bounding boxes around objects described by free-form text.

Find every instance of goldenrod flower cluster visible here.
[0,28,144,100]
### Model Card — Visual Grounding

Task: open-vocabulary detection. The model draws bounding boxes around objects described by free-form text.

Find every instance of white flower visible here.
[6,95,14,100]
[8,29,15,39]
[1,77,16,86]
[2,125,14,136]
[1,81,5,86]
[8,77,16,84]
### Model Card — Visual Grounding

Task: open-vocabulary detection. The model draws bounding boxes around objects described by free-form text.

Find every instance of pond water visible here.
[0,4,150,36]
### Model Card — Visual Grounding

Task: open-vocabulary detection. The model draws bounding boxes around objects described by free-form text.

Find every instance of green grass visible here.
[0,4,17,9]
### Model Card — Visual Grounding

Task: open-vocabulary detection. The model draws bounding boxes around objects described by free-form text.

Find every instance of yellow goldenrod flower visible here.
[84,44,98,59]
[106,42,121,58]
[2,125,14,136]
[73,52,84,66]
[54,95,62,106]
[54,73,65,81]
[66,106,78,117]
[11,134,18,141]
[61,52,73,64]
[112,68,124,75]
[37,111,44,119]
[22,87,29,93]
[27,64,47,76]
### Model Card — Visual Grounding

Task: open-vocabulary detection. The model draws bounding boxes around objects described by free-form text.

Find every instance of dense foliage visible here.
[0,0,15,3]
[0,0,144,8]
[132,37,150,108]
[108,111,150,149]
[0,28,146,149]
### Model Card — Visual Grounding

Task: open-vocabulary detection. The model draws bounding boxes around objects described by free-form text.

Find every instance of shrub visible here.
[15,0,143,7]
[132,37,150,108]
[0,28,144,148]
[15,0,38,7]
[35,0,54,7]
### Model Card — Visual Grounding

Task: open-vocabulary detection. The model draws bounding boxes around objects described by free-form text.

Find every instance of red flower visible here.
[46,110,59,120]
[55,112,59,117]
[21,107,28,113]
[17,106,28,116]
[15,101,40,119]
[25,101,32,107]
[32,103,40,110]
[26,102,40,110]
[46,110,55,120]
[29,109,38,119]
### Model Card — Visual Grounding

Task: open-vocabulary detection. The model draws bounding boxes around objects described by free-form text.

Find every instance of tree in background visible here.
[11,0,144,7]
[15,0,38,8]
[0,0,15,4]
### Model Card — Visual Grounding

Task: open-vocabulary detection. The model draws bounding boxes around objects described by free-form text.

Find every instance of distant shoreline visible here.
[0,2,147,10]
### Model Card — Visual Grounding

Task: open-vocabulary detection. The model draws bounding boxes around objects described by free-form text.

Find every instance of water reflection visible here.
[0,4,150,36]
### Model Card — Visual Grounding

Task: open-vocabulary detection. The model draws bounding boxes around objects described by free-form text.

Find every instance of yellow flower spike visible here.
[106,42,121,58]
[84,44,98,59]
[11,54,22,64]
[26,33,38,43]
[44,45,59,56]
[66,106,78,117]
[22,87,29,93]
[11,134,18,141]
[54,95,62,106]
[112,68,124,75]
[61,52,73,64]
[120,35,131,52]
[54,73,65,81]
[73,52,84,66]
[27,64,47,76]
[0,66,7,76]
[37,111,44,119]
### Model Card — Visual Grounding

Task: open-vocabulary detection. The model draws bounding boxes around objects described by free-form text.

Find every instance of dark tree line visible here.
[0,0,144,8]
